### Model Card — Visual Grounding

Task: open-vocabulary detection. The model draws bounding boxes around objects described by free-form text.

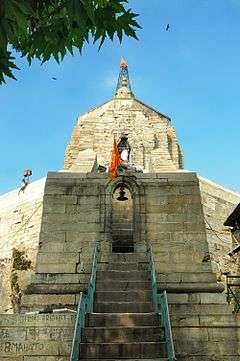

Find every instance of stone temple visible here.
[0,60,240,360]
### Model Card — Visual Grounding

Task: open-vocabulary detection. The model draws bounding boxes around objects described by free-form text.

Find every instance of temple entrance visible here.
[111,185,134,252]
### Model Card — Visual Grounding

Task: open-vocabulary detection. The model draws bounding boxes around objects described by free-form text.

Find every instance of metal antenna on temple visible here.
[116,57,131,92]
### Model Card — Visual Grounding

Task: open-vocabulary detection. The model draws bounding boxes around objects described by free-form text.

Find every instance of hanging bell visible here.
[117,185,128,201]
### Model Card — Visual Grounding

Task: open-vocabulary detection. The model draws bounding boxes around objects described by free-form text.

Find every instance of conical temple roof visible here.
[64,59,184,173]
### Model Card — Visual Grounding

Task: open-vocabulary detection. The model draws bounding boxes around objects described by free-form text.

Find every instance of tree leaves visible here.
[0,0,141,84]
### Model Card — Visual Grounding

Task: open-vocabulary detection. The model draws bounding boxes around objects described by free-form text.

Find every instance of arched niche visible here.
[104,176,145,253]
[112,185,133,252]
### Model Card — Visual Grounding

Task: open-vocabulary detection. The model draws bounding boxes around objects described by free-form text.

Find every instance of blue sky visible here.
[1,0,240,194]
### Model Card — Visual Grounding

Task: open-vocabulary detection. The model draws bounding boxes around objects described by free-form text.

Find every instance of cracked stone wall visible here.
[0,178,45,313]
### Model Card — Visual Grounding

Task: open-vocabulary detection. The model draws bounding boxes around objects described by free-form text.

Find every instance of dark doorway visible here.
[111,186,134,252]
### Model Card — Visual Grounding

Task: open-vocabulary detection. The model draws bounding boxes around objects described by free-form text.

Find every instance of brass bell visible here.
[117,185,128,201]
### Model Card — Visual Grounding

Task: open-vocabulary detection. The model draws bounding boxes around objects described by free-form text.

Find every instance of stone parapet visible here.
[0,313,75,360]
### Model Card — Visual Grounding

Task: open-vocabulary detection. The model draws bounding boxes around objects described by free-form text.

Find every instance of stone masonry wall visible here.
[22,172,109,312]
[142,171,221,293]
[199,176,240,277]
[22,171,227,312]
[0,178,45,313]
[64,92,183,173]
[0,312,75,361]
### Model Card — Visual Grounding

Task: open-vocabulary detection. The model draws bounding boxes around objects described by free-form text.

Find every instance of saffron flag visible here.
[109,136,121,179]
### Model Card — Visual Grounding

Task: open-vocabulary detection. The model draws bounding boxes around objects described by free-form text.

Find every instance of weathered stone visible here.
[37,252,80,264]
[0,314,75,327]
[36,263,77,274]
[0,340,71,356]
[22,294,76,307]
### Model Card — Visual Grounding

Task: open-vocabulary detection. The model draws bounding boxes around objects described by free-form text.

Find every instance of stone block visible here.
[153,250,205,264]
[0,340,72,356]
[82,326,163,343]
[66,232,98,243]
[42,212,99,224]
[44,195,78,205]
[31,273,83,285]
[94,302,153,313]
[147,222,184,232]
[171,315,200,327]
[44,186,69,195]
[0,357,23,361]
[36,263,77,274]
[0,328,26,341]
[169,303,233,316]
[159,282,224,293]
[65,204,99,214]
[24,357,68,361]
[207,327,240,341]
[22,294,76,307]
[199,314,240,327]
[0,314,76,327]
[25,327,73,341]
[40,232,66,244]
[168,292,227,304]
[41,222,99,233]
[156,262,212,273]
[172,327,209,342]
[42,204,65,214]
[37,252,80,265]
[25,283,85,295]
[80,341,165,359]
[174,340,240,356]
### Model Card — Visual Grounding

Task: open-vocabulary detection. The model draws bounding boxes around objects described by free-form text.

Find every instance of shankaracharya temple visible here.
[1,59,240,361]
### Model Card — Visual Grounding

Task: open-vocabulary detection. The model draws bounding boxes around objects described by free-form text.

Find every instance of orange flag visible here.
[109,136,121,179]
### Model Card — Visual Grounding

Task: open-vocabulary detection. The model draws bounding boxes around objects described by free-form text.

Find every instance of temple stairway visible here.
[80,252,168,360]
[78,250,240,361]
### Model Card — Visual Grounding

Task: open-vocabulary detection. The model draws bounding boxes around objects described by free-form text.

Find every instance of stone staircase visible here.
[80,252,168,360]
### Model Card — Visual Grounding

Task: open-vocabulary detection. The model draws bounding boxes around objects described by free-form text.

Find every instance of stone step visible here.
[82,326,164,343]
[176,357,240,361]
[94,302,153,313]
[158,272,216,283]
[95,291,151,302]
[22,294,77,309]
[171,314,240,327]
[25,283,85,294]
[80,342,166,359]
[107,262,141,271]
[108,252,147,262]
[87,313,160,327]
[31,273,89,284]
[156,262,212,273]
[174,340,240,356]
[97,270,150,281]
[96,281,151,291]
[169,303,234,315]
[98,262,149,272]
[167,292,227,304]
[172,326,240,341]
[159,282,224,293]
[80,359,167,361]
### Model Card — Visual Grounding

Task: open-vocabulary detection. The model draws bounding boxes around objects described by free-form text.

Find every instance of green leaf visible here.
[0,0,141,84]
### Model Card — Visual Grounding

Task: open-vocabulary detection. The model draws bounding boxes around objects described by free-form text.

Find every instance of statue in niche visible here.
[117,134,143,173]
[118,134,131,169]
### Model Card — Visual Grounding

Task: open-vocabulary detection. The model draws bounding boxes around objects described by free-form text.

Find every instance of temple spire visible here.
[115,58,133,99]
[116,57,131,91]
